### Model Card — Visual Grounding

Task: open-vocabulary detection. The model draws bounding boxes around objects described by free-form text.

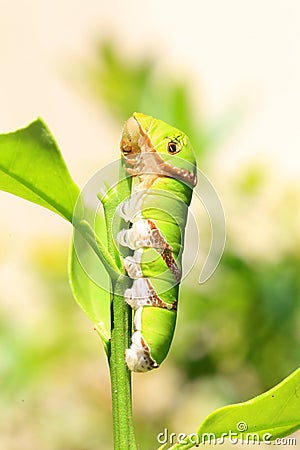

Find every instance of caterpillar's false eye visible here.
[167,141,180,155]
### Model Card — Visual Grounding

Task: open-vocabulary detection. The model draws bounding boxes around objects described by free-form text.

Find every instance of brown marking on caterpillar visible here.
[139,334,158,369]
[147,219,182,284]
[123,277,177,311]
[144,279,177,311]
[161,249,182,284]
[160,160,197,187]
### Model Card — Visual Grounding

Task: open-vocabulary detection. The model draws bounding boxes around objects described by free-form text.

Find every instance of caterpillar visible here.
[117,112,197,372]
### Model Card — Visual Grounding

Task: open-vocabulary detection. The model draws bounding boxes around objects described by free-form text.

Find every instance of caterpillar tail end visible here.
[125,331,159,373]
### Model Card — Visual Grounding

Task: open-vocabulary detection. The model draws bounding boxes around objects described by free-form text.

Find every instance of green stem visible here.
[109,280,136,449]
[77,160,136,448]
[104,161,137,449]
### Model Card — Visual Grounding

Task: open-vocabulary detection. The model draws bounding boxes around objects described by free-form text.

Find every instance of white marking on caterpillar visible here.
[119,213,178,372]
[125,331,158,373]
[132,306,143,331]
[125,278,175,311]
[117,220,153,250]
[123,250,143,279]
[124,278,154,309]
[116,190,145,222]
[117,218,178,256]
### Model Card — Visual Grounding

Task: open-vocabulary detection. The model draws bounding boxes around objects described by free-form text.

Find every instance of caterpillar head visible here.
[120,116,141,156]
[120,113,197,188]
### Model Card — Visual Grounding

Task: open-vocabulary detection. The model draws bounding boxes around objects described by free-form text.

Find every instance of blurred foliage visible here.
[0,241,112,449]
[87,41,244,160]
[177,254,300,392]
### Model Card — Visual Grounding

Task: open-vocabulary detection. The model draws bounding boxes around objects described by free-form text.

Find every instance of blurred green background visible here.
[1,2,300,449]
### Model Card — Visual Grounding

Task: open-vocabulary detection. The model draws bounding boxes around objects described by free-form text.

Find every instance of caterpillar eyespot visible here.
[118,112,197,372]
[167,141,180,154]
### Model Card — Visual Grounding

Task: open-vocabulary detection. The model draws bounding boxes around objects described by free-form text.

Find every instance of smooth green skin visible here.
[132,113,197,366]
[134,112,197,171]
[142,306,177,365]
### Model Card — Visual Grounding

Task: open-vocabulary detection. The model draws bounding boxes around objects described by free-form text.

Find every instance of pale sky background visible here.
[1,0,300,178]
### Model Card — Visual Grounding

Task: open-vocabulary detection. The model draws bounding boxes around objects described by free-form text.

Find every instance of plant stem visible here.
[105,161,137,449]
[109,281,136,449]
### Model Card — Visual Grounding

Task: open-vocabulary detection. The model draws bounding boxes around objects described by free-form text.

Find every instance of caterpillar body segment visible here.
[118,112,197,372]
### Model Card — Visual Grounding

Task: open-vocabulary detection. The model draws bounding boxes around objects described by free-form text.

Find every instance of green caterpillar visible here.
[117,113,197,372]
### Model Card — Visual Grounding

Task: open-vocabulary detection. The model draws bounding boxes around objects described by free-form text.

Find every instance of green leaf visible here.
[69,162,132,352]
[0,118,80,222]
[166,368,300,449]
[68,213,111,352]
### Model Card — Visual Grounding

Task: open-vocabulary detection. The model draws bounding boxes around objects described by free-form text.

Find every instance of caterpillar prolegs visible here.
[117,113,197,372]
